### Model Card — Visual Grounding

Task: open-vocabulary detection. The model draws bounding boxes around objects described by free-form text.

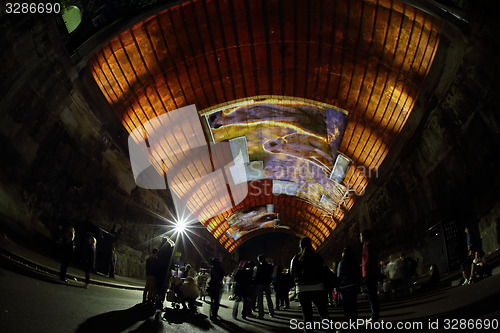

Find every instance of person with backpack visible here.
[232,261,253,319]
[290,237,330,328]
[254,254,276,319]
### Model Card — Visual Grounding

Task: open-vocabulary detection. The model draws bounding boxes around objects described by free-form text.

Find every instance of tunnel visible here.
[1,0,500,332]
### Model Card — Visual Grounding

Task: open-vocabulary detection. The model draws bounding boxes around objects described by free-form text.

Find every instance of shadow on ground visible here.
[129,312,164,333]
[75,303,158,333]
[162,307,213,330]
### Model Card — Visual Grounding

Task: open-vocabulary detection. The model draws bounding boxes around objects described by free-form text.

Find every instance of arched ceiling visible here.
[89,0,440,251]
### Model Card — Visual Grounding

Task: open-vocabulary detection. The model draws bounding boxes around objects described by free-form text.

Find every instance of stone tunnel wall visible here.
[321,1,500,274]
[0,13,182,278]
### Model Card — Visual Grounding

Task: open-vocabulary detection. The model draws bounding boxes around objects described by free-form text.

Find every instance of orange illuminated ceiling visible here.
[89,0,440,251]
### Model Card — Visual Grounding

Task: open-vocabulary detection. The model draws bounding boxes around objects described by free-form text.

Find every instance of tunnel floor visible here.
[1,233,500,332]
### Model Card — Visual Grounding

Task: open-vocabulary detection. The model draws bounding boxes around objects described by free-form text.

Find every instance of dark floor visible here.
[1,232,500,332]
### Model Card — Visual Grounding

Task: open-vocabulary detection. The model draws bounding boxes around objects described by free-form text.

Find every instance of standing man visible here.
[465,226,478,253]
[232,261,252,319]
[254,254,276,319]
[143,248,159,304]
[109,246,116,279]
[337,247,361,321]
[59,226,75,282]
[83,235,97,289]
[274,265,292,311]
[207,257,225,321]
[360,229,380,322]
[155,237,174,309]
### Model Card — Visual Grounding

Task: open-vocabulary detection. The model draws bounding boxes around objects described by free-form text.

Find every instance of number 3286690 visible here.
[5,3,61,14]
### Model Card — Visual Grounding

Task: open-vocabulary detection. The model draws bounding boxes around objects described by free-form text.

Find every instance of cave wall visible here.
[321,1,500,273]
[0,13,179,277]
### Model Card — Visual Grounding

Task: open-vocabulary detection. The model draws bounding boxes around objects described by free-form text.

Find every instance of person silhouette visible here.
[290,237,330,329]
[207,258,225,321]
[337,247,360,321]
[253,254,275,319]
[360,229,380,321]
[59,226,75,282]
[83,235,97,289]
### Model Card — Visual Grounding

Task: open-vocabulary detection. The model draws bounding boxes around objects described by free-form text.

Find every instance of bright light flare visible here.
[174,218,187,234]
[160,209,212,266]
[169,207,196,237]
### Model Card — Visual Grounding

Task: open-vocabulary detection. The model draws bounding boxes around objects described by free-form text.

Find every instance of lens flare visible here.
[174,218,187,234]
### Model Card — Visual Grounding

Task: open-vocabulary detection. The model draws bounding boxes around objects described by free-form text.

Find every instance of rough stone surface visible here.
[0,14,227,277]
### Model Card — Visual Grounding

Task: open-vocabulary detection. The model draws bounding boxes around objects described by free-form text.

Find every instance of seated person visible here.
[180,264,193,279]
[170,276,200,312]
[400,253,418,293]
[196,271,209,301]
[382,255,406,298]
[382,259,394,297]
[470,251,492,282]
[419,264,440,291]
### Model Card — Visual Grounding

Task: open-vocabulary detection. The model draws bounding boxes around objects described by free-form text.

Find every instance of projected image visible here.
[225,205,288,240]
[263,133,333,170]
[207,100,348,206]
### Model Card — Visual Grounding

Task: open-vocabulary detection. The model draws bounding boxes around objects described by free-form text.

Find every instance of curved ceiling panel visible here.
[89,0,440,251]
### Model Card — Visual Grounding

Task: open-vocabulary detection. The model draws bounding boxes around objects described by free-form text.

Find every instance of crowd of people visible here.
[57,225,117,287]
[379,253,418,299]
[58,226,110,289]
[136,231,380,327]
[56,224,493,329]
[223,230,381,325]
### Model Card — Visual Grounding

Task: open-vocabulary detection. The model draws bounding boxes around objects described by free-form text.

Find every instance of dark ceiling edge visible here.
[71,0,468,70]
[398,0,469,30]
[70,0,188,70]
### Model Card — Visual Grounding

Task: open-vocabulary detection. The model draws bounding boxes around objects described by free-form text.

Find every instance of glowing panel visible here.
[207,99,348,206]
[245,161,264,181]
[229,137,250,163]
[330,154,352,184]
[272,180,298,196]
